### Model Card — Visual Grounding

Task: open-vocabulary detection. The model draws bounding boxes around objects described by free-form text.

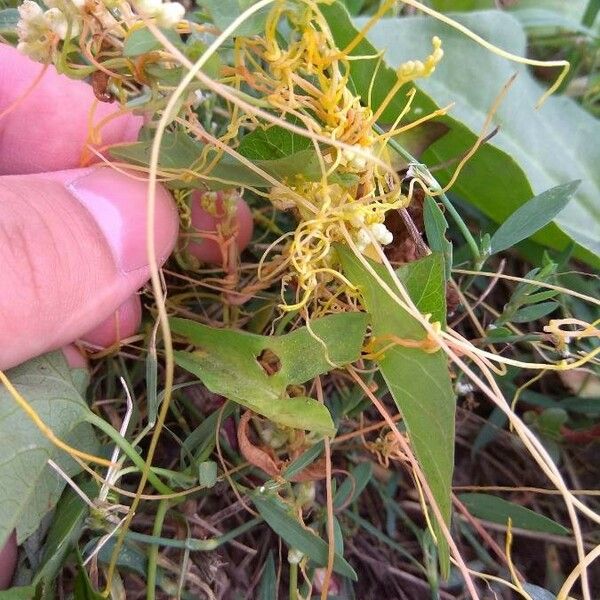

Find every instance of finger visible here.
[0,531,16,590]
[188,191,254,264]
[80,294,142,348]
[0,45,141,175]
[0,167,178,370]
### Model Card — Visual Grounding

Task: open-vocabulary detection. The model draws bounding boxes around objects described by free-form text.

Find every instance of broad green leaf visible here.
[340,0,366,16]
[338,248,455,576]
[237,124,326,181]
[238,124,312,159]
[350,10,600,260]
[0,352,96,547]
[458,493,569,535]
[490,181,580,254]
[203,0,270,37]
[252,493,357,580]
[110,131,323,189]
[430,0,494,10]
[508,0,600,35]
[171,313,369,435]
[123,27,181,57]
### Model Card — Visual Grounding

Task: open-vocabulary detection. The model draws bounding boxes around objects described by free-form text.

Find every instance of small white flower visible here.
[45,7,69,39]
[356,227,371,252]
[370,222,393,246]
[18,0,43,21]
[135,0,163,15]
[157,2,185,27]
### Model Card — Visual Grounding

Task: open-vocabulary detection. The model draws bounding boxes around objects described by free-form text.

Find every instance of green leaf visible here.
[110,131,318,189]
[347,10,600,261]
[0,587,36,599]
[282,441,324,481]
[338,248,455,576]
[73,566,104,599]
[123,27,182,57]
[236,124,327,181]
[511,301,558,323]
[181,402,236,467]
[203,0,270,37]
[238,124,312,159]
[257,551,277,600]
[32,481,96,591]
[458,493,569,535]
[251,493,357,580]
[171,313,369,435]
[0,352,96,547]
[508,0,600,35]
[333,462,373,509]
[423,197,452,280]
[198,461,218,488]
[490,181,580,254]
[522,583,557,600]
[429,0,494,10]
[0,9,19,37]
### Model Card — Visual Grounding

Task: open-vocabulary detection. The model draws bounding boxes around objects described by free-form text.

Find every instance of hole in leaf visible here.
[256,348,281,376]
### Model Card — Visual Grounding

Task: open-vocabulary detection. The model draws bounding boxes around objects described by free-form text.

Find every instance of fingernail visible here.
[65,168,178,273]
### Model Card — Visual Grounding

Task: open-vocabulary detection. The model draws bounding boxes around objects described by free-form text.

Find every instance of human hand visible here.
[0,44,252,588]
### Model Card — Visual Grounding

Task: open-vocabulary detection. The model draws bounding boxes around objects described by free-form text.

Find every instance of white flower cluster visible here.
[134,0,185,28]
[355,222,394,253]
[346,210,394,253]
[17,0,81,61]
[17,0,186,62]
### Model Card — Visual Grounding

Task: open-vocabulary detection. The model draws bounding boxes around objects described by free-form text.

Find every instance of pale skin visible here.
[0,45,253,588]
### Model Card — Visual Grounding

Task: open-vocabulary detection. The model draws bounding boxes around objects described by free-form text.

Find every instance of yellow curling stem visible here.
[398,0,569,108]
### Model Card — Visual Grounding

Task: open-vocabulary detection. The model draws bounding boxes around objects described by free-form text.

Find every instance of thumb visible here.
[0,167,178,370]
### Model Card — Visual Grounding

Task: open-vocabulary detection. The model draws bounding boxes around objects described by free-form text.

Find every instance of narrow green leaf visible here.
[333,462,373,509]
[282,441,324,481]
[252,493,357,580]
[490,181,580,254]
[459,493,569,535]
[0,587,36,599]
[338,247,455,576]
[522,583,557,600]
[423,196,452,280]
[181,402,236,467]
[171,313,368,435]
[258,552,277,600]
[0,352,96,547]
[73,565,104,599]
[511,301,558,323]
[32,481,97,588]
